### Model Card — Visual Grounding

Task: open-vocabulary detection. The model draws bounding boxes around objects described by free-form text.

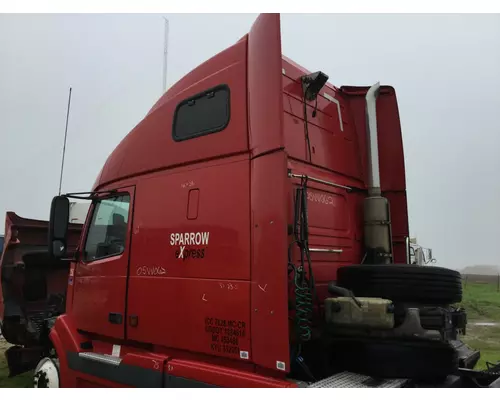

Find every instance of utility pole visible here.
[58,87,72,196]
[162,17,169,94]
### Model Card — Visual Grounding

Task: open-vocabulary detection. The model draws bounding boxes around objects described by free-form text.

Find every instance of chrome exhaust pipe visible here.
[365,82,381,196]
[363,82,393,264]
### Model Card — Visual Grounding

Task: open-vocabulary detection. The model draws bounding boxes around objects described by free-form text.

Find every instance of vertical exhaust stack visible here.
[363,83,393,264]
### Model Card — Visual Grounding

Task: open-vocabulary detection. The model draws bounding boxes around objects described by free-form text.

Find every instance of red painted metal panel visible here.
[167,358,296,388]
[127,277,251,360]
[126,155,252,360]
[340,85,407,192]
[93,39,248,191]
[286,160,360,303]
[247,13,285,157]
[127,156,250,281]
[250,151,290,373]
[50,314,87,387]
[281,58,363,183]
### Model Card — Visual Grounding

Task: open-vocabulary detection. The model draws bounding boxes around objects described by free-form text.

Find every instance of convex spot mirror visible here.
[48,195,70,259]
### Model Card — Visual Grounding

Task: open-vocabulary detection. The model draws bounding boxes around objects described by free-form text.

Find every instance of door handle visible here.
[108,312,123,325]
[129,315,139,327]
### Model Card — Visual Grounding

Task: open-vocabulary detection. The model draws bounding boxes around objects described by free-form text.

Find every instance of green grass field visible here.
[458,281,500,370]
[459,280,500,321]
[0,281,498,387]
[462,324,500,370]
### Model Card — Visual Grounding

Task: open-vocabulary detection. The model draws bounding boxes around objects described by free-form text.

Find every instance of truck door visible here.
[71,187,134,339]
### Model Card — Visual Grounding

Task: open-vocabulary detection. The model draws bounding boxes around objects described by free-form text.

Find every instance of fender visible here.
[49,314,87,388]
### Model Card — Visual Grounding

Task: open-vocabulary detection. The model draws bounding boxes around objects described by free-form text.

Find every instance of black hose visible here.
[288,177,316,345]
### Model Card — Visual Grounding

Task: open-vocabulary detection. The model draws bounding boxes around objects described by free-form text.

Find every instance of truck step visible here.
[78,352,122,366]
[308,371,408,388]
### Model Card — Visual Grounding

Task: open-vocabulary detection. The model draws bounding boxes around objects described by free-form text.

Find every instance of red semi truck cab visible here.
[9,13,495,388]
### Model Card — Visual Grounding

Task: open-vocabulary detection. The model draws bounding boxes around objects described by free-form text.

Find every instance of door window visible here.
[83,194,130,261]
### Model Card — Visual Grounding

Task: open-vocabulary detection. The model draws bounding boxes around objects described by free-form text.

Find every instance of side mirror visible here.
[48,196,70,259]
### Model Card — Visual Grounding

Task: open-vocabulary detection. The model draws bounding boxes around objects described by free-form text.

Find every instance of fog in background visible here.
[1,13,499,271]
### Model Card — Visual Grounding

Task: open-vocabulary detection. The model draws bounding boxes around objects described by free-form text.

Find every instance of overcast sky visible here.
[0,13,499,271]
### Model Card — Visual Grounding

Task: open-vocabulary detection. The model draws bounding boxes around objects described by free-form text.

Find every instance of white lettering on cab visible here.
[170,232,210,246]
[170,231,210,261]
[136,266,166,276]
[307,191,335,206]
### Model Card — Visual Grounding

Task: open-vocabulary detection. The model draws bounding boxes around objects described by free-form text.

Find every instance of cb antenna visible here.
[162,17,169,94]
[58,87,72,196]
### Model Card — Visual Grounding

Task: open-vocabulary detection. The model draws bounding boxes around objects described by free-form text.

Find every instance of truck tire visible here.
[33,357,60,388]
[336,264,462,305]
[331,337,458,380]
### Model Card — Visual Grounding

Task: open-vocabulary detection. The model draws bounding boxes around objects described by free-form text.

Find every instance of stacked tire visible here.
[336,264,463,305]
[331,264,463,380]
